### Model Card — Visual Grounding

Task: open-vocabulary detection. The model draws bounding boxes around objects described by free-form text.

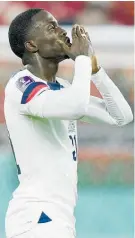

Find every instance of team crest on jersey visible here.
[16,76,35,93]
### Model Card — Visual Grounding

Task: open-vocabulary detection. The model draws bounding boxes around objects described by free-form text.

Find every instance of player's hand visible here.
[57,24,91,60]
[80,25,100,74]
[79,26,94,58]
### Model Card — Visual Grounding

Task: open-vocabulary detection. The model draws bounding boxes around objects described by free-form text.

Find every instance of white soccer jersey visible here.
[4,55,133,238]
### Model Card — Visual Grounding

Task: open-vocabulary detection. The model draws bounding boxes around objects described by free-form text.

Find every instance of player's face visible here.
[27,10,71,62]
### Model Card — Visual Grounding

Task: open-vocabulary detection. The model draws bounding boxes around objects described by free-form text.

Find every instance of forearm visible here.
[80,96,118,125]
[91,68,133,126]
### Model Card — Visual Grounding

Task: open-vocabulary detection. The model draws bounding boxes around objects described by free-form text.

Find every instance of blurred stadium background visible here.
[0,1,134,238]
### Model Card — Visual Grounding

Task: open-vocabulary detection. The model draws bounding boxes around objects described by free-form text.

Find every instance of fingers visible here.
[80,25,91,41]
[77,25,95,56]
[72,24,86,40]
[85,32,91,42]
[72,25,77,40]
[76,25,83,38]
[76,25,87,39]
[72,24,91,40]
[80,26,85,35]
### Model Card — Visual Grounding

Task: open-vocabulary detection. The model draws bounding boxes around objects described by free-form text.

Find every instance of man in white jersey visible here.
[5,8,133,238]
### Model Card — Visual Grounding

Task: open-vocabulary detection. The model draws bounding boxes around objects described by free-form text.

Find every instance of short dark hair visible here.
[8,8,43,59]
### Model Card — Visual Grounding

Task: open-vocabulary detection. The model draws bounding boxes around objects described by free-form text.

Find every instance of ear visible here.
[24,40,38,53]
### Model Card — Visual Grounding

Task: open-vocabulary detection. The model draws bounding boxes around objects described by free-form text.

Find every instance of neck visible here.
[24,53,59,82]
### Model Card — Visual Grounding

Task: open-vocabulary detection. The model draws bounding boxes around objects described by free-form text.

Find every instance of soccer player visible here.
[5,8,133,238]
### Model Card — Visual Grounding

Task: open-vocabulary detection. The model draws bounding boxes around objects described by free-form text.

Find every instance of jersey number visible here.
[69,135,77,161]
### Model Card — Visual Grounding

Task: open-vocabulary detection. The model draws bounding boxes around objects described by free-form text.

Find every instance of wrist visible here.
[91,55,100,74]
[92,66,100,74]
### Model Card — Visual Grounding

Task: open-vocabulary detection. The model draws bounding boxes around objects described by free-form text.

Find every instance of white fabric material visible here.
[81,67,133,125]
[4,56,132,238]
[20,56,91,120]
[4,56,91,238]
[11,221,75,238]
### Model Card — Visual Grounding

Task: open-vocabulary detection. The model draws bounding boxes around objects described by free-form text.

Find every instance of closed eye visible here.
[48,21,58,31]
[48,24,55,31]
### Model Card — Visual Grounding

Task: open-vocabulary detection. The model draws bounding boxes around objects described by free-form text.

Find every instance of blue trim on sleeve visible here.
[21,81,64,104]
[21,82,46,104]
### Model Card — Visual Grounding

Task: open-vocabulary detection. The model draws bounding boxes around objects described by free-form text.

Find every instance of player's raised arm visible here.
[20,56,91,120]
[20,26,92,120]
[80,68,133,126]
[78,26,133,126]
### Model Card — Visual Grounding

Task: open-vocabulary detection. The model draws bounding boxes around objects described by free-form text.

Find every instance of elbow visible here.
[122,111,133,126]
[115,108,133,127]
[126,109,133,124]
[72,100,89,119]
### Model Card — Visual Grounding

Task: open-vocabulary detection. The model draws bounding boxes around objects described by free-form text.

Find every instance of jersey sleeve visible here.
[80,96,119,125]
[81,68,133,126]
[19,56,92,120]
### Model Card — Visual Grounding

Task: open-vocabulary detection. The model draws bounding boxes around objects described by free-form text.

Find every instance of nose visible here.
[62,29,67,36]
[59,28,67,37]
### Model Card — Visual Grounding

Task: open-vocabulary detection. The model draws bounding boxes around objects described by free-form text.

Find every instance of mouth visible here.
[64,37,72,47]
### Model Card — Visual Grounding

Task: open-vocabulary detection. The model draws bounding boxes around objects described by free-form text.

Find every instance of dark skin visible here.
[23,10,99,82]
